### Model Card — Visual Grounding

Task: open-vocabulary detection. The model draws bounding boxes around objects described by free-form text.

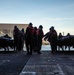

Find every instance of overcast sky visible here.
[0,0,74,35]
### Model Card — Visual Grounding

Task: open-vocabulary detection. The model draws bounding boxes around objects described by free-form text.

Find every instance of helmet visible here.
[34,27,37,30]
[39,25,43,28]
[29,22,33,26]
[50,26,54,29]
[14,25,17,28]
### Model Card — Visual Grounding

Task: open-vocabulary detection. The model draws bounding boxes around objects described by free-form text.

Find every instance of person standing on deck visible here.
[37,25,44,54]
[21,28,25,51]
[32,27,38,52]
[66,33,70,36]
[58,33,63,50]
[25,23,33,55]
[13,26,20,51]
[58,33,63,39]
[44,26,57,53]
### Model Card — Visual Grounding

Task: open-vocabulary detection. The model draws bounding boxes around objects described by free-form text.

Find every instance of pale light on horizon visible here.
[0,0,74,35]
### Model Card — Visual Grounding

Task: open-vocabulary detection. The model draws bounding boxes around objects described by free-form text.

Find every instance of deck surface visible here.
[20,51,74,75]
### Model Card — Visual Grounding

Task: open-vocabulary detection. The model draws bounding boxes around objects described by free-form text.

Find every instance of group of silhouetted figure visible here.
[13,23,44,54]
[13,22,71,54]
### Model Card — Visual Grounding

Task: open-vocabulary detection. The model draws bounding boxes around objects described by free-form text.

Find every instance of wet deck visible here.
[20,51,74,75]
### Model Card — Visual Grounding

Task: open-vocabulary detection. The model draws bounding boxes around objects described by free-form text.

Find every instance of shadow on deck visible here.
[56,50,74,54]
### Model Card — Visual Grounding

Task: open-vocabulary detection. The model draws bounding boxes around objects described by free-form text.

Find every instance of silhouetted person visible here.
[58,33,63,50]
[32,27,38,52]
[13,26,20,51]
[4,34,11,39]
[67,33,70,36]
[25,23,33,55]
[65,33,71,50]
[58,33,63,39]
[44,28,51,42]
[37,25,44,54]
[44,26,57,53]
[21,28,25,50]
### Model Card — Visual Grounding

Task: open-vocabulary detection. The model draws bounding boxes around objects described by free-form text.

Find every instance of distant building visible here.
[0,23,28,37]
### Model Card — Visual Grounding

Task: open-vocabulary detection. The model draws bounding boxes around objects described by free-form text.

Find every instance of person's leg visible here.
[55,44,57,52]
[17,36,20,51]
[37,40,42,54]
[14,36,18,51]
[53,41,57,52]
[29,39,33,54]
[25,41,30,54]
[50,44,54,53]
[30,44,33,54]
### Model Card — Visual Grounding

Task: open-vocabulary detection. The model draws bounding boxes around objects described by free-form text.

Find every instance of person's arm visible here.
[44,32,49,41]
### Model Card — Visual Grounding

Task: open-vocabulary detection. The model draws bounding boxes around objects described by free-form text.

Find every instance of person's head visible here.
[5,34,8,37]
[21,28,24,32]
[39,25,43,30]
[59,33,62,35]
[67,33,70,36]
[14,25,17,29]
[34,27,37,30]
[14,25,19,31]
[29,22,33,27]
[49,26,54,31]
[51,26,54,29]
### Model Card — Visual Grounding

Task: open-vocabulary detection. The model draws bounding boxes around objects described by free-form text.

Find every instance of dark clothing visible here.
[13,27,21,51]
[49,30,57,53]
[18,31,25,51]
[32,29,38,51]
[37,29,44,53]
[44,32,51,42]
[58,34,63,39]
[21,30,25,50]
[25,26,33,54]
[44,30,57,53]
